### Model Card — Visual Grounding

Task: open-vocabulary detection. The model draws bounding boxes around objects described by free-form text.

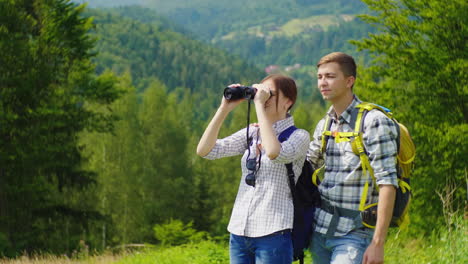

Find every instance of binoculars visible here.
[223,86,257,100]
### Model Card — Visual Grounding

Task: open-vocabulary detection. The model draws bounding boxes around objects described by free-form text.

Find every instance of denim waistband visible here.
[257,228,292,238]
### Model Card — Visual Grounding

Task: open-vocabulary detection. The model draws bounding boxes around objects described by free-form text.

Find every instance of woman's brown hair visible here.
[261,74,297,111]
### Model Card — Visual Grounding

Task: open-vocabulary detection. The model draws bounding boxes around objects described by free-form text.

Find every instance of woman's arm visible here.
[196,91,244,157]
[253,85,281,160]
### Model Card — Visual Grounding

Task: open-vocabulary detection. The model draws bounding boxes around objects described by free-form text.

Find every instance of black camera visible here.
[223,86,256,100]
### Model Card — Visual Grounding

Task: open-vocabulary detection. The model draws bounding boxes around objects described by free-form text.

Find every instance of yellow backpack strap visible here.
[351,103,379,211]
[398,179,411,193]
[332,131,357,143]
[353,133,376,212]
[353,106,367,133]
[313,117,333,186]
[312,165,323,186]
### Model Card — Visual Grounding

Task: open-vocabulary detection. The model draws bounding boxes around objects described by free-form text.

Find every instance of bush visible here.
[0,232,13,257]
[153,219,209,246]
[117,240,229,264]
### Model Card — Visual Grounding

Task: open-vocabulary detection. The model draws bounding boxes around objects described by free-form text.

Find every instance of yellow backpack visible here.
[312,102,416,228]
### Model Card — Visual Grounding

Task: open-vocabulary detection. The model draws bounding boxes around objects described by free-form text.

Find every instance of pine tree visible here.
[0,0,121,255]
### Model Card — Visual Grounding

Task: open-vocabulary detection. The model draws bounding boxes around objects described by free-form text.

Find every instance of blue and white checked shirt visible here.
[308,97,399,236]
[204,115,310,237]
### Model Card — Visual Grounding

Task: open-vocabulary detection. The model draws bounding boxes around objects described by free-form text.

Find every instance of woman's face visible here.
[261,79,291,119]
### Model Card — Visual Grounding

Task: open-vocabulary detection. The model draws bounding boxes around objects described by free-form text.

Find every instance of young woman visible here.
[197,74,310,264]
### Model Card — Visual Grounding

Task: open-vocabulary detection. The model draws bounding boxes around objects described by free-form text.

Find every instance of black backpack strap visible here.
[286,162,306,264]
[278,125,298,198]
[285,163,296,202]
[349,105,361,132]
[279,126,307,263]
[320,116,334,155]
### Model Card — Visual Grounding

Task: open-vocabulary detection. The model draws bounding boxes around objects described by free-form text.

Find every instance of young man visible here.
[308,52,398,264]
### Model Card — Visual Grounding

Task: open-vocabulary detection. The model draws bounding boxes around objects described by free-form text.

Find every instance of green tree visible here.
[351,0,467,232]
[138,80,197,227]
[0,0,120,255]
[81,73,144,246]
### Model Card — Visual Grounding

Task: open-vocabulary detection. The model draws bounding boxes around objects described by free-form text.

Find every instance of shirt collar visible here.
[273,113,295,134]
[326,96,362,124]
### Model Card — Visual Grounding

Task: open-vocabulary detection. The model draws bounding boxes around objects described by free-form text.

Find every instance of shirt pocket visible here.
[340,141,360,168]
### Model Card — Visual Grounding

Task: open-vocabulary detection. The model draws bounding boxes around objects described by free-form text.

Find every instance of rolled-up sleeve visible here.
[272,129,310,164]
[204,127,249,160]
[363,111,399,187]
[308,119,325,170]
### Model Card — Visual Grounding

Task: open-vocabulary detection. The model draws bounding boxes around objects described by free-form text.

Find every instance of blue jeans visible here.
[310,229,373,264]
[229,231,293,264]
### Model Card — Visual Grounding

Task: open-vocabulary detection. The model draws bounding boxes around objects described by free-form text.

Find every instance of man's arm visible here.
[307,118,325,169]
[362,185,396,264]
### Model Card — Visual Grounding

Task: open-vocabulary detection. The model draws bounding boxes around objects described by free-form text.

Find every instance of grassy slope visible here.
[117,224,467,264]
[2,220,465,263]
[219,14,356,41]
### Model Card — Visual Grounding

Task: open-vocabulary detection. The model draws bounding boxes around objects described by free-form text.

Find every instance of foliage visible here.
[0,0,121,256]
[0,223,466,263]
[0,252,121,263]
[2,0,465,257]
[116,241,230,264]
[98,4,374,70]
[213,17,374,68]
[385,217,467,263]
[352,0,467,232]
[116,221,467,264]
[153,219,209,246]
[86,8,263,114]
[141,0,367,39]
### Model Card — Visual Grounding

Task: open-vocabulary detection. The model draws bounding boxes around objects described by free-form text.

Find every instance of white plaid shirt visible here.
[308,97,399,236]
[204,115,310,237]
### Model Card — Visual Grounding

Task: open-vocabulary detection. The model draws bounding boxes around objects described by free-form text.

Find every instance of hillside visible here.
[81,0,367,38]
[81,4,375,110]
[141,0,367,38]
[87,8,263,94]
[81,0,373,73]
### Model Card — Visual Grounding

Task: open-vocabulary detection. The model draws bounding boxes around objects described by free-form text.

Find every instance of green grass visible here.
[115,241,229,264]
[3,222,464,264]
[384,221,468,264]
[115,241,312,264]
[116,221,467,264]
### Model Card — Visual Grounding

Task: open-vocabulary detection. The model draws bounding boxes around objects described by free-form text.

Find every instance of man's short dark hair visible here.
[317,52,357,78]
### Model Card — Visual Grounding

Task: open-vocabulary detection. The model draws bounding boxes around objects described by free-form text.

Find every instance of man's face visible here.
[317,62,354,103]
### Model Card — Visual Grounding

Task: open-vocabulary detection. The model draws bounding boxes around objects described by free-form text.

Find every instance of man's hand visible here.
[362,241,384,264]
[362,185,396,264]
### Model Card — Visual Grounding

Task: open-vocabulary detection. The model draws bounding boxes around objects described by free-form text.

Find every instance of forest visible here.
[0,0,466,263]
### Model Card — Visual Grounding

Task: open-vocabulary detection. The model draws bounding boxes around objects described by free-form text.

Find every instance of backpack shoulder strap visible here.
[352,102,402,212]
[355,102,400,150]
[285,163,296,201]
[278,126,297,143]
[278,126,298,197]
[320,116,333,153]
